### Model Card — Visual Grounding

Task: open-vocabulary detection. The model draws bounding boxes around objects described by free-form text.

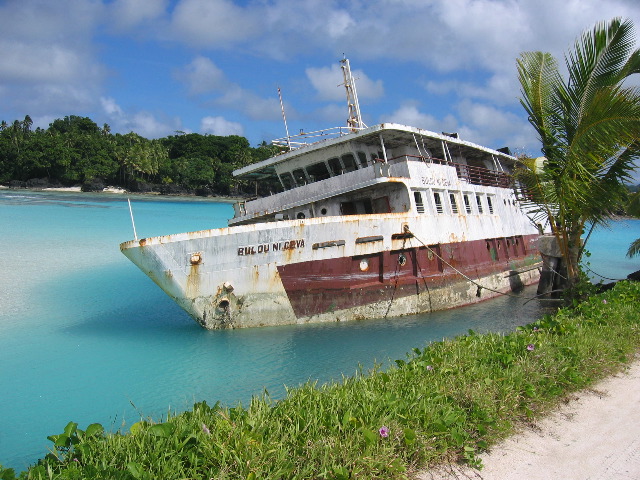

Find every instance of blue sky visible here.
[1,0,640,180]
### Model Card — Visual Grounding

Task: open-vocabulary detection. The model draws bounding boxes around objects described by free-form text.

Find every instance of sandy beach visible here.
[40,186,127,193]
[422,358,640,480]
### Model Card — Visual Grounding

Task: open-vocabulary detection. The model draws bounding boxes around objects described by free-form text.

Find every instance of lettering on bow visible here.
[237,239,305,256]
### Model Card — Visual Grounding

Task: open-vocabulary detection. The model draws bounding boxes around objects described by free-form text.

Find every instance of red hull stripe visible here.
[277,234,538,318]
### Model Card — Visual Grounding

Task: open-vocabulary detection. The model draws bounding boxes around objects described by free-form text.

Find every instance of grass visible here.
[2,281,640,479]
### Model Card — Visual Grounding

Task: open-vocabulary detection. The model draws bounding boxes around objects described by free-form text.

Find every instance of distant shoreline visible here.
[0,184,244,203]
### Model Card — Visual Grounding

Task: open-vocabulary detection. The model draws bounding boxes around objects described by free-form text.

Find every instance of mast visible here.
[340,58,366,131]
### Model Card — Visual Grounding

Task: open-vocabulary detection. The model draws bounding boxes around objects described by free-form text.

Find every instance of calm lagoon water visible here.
[1,190,638,471]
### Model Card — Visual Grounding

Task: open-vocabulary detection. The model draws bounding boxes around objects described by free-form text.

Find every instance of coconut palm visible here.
[517,17,640,291]
[627,191,640,257]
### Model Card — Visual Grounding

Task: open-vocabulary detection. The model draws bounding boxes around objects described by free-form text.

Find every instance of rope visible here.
[581,263,627,282]
[404,226,554,302]
[383,234,408,318]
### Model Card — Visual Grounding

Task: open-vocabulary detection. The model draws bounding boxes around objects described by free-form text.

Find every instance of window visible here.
[414,191,425,214]
[341,153,357,172]
[371,152,384,163]
[357,151,368,168]
[280,172,295,190]
[306,162,330,182]
[372,196,391,213]
[328,157,342,176]
[449,193,459,214]
[292,168,306,186]
[487,196,494,214]
[476,195,484,214]
[463,194,472,214]
[434,192,444,214]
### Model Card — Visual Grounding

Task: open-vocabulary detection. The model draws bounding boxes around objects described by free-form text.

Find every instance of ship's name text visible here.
[421,176,451,187]
[238,239,305,256]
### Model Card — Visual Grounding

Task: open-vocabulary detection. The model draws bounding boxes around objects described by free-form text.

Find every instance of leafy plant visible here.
[516,18,640,293]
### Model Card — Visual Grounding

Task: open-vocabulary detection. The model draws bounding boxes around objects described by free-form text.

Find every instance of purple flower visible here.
[533,326,539,332]
[526,344,535,351]
[426,365,434,371]
[379,426,389,438]
[602,299,608,304]
[202,423,211,435]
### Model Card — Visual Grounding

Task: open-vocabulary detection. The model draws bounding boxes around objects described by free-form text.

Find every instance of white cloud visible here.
[100,97,181,138]
[385,103,455,133]
[214,85,283,121]
[169,0,260,47]
[200,116,244,136]
[101,97,124,117]
[306,64,384,101]
[326,9,356,39]
[0,1,105,115]
[129,111,179,138]
[384,100,536,153]
[176,56,228,95]
[109,0,168,30]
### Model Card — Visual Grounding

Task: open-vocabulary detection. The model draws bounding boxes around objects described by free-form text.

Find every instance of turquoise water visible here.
[1,190,638,471]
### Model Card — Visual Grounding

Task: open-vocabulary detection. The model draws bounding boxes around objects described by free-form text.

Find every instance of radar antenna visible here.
[340,58,366,131]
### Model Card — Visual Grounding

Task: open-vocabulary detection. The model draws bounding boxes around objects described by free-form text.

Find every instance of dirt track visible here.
[421,359,640,480]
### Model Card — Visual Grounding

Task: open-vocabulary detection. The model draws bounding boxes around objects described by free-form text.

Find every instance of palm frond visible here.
[628,192,640,217]
[627,238,640,258]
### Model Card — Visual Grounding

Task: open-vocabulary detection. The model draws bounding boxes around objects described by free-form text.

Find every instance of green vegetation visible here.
[516,18,640,291]
[627,191,640,257]
[0,115,282,196]
[1,281,639,479]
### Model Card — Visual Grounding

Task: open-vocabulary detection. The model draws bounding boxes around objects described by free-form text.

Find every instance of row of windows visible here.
[414,190,495,215]
[279,150,383,190]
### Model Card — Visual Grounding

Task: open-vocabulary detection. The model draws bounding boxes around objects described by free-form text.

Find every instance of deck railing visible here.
[393,155,513,189]
[271,126,365,149]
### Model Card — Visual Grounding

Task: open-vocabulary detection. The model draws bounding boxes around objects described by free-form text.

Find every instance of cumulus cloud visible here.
[109,0,168,30]
[101,97,124,118]
[173,56,282,122]
[0,1,105,115]
[169,0,260,47]
[453,99,533,148]
[100,97,182,138]
[176,56,229,95]
[384,100,535,153]
[214,86,283,122]
[306,64,384,101]
[200,116,244,136]
[386,103,455,134]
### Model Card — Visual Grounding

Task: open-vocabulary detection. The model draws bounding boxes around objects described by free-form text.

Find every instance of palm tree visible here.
[627,191,640,257]
[517,17,640,292]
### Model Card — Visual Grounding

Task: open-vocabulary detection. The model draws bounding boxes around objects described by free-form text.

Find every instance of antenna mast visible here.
[277,87,292,150]
[340,58,366,131]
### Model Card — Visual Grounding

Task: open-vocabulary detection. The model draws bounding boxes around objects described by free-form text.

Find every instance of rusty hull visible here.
[120,210,540,329]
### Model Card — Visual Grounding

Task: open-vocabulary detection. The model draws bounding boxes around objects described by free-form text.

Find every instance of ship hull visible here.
[120,212,540,329]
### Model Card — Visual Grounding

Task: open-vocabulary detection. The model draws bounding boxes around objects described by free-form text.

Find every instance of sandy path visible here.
[421,359,640,480]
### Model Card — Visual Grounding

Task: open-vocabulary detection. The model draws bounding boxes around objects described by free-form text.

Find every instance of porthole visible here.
[297,212,306,219]
[359,259,369,271]
[321,208,328,215]
[398,253,407,266]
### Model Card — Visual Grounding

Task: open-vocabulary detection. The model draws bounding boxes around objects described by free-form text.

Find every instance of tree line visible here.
[0,115,282,196]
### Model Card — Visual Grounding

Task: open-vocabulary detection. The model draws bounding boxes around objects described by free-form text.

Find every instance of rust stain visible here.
[185,263,200,298]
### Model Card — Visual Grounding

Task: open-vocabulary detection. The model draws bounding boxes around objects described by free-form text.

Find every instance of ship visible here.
[120,59,542,329]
